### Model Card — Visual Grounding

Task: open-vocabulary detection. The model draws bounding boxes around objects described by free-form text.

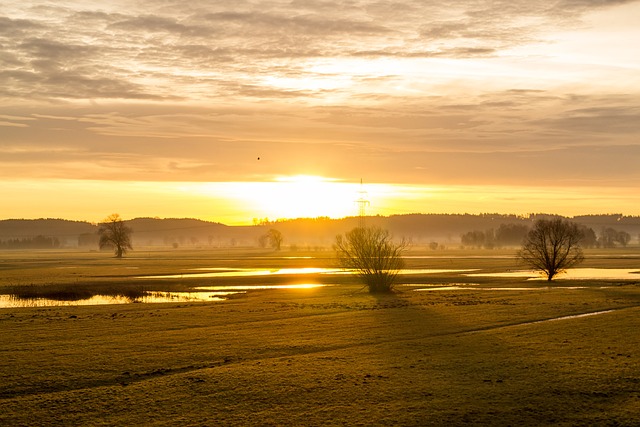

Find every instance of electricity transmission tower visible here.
[356,179,369,228]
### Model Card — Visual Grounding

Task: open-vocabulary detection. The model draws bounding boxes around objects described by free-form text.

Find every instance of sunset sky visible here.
[1,0,639,224]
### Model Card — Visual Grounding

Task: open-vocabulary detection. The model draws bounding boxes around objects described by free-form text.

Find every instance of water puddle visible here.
[404,255,515,259]
[410,284,611,292]
[412,286,544,291]
[467,268,640,280]
[138,268,473,279]
[0,284,328,309]
[401,269,476,275]
[195,284,327,291]
[138,267,345,279]
[464,309,621,334]
[413,286,469,291]
[528,310,616,325]
[0,291,228,309]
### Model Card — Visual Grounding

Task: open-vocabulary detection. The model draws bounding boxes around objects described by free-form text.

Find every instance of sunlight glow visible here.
[2,179,639,225]
[211,176,369,220]
[262,75,353,92]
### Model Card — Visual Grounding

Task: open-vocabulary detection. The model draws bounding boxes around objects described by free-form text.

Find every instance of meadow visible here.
[1,247,639,426]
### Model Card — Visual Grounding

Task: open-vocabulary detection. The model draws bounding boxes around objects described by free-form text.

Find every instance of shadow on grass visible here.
[363,280,640,425]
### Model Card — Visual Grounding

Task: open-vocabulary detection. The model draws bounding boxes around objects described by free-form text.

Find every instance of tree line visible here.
[0,235,61,249]
[460,224,631,249]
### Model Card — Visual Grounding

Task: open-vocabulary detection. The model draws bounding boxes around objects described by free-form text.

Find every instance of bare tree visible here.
[98,214,133,258]
[334,226,406,293]
[517,218,584,281]
[262,229,283,250]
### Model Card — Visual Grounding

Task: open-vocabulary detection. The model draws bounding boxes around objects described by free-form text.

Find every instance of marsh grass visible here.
[5,284,147,301]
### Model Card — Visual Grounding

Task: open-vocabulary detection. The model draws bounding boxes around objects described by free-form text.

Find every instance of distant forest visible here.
[0,214,639,250]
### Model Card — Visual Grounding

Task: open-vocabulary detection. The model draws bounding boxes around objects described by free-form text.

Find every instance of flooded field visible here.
[137,267,474,279]
[1,248,638,308]
[1,248,640,426]
[467,268,640,280]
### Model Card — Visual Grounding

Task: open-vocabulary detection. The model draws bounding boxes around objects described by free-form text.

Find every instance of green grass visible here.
[0,247,639,425]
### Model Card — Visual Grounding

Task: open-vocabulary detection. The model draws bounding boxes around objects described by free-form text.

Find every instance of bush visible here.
[334,227,406,293]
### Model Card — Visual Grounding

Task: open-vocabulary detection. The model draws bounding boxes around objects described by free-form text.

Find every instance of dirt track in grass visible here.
[1,248,639,425]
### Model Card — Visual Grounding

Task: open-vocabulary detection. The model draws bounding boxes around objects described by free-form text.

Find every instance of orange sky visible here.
[1,1,639,224]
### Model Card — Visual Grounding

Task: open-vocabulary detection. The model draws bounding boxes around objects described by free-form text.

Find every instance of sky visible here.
[1,0,639,225]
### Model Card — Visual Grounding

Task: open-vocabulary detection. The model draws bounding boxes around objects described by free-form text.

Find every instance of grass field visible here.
[1,248,639,426]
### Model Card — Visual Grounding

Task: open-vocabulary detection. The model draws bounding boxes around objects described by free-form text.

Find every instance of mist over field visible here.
[1,213,639,250]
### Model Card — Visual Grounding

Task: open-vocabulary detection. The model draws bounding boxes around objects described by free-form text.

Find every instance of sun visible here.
[249,175,360,220]
[185,176,396,223]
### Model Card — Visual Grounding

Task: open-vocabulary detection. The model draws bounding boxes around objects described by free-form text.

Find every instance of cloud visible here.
[0,0,639,190]
[2,0,636,104]
[108,15,215,37]
[0,16,43,35]
[1,33,182,100]
[0,114,34,128]
[0,121,28,128]
[536,105,640,134]
[201,10,392,37]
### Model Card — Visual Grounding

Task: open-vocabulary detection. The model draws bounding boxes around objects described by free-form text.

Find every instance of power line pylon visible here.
[356,178,369,228]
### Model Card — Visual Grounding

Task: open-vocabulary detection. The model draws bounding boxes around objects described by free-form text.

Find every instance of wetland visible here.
[1,247,639,426]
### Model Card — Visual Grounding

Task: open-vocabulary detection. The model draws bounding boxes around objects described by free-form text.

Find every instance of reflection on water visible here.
[139,267,344,279]
[467,268,640,280]
[0,291,228,309]
[400,269,475,275]
[411,285,613,292]
[529,310,615,324]
[138,268,473,279]
[411,285,544,291]
[404,255,516,259]
[0,284,327,309]
[195,284,327,291]
[414,287,560,291]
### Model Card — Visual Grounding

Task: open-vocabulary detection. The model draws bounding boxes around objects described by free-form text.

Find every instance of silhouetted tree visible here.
[258,233,269,248]
[599,227,618,248]
[495,223,529,247]
[598,227,631,248]
[577,225,598,248]
[264,229,283,250]
[517,218,584,281]
[0,235,60,249]
[461,230,485,248]
[616,230,631,247]
[98,214,133,258]
[335,226,406,293]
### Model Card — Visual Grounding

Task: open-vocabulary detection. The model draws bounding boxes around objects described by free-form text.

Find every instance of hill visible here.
[0,214,638,249]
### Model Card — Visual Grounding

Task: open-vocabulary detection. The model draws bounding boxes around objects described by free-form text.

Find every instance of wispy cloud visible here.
[0,0,639,191]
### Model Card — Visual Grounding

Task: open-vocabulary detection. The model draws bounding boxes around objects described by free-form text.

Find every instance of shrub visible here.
[334,227,406,293]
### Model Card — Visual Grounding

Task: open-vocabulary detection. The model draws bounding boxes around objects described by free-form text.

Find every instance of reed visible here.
[5,284,147,301]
